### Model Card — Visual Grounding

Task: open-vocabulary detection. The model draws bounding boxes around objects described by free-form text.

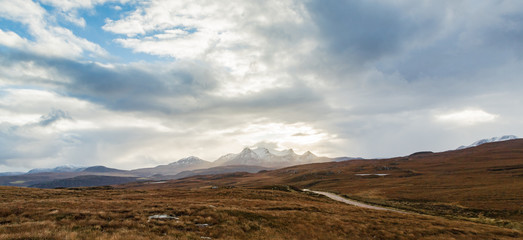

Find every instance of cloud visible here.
[0,108,74,168]
[102,0,314,95]
[39,0,123,11]
[305,0,431,64]
[0,0,107,58]
[0,29,30,48]
[436,109,498,126]
[38,109,72,126]
[2,1,523,171]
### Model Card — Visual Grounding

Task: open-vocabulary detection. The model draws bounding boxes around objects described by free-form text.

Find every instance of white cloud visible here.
[0,0,107,58]
[0,0,46,25]
[103,0,313,95]
[0,30,29,48]
[38,0,130,27]
[436,109,498,126]
[2,1,523,171]
[39,0,128,11]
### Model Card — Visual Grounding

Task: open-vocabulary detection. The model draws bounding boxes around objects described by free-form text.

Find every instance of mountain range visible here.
[1,136,519,188]
[0,147,333,188]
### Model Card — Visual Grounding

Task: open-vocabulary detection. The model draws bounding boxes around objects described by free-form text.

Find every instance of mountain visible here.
[131,156,211,177]
[137,139,523,226]
[0,172,25,176]
[168,156,209,167]
[213,147,331,168]
[167,165,272,180]
[29,175,140,189]
[27,165,85,174]
[457,135,518,150]
[82,166,127,173]
[0,148,337,187]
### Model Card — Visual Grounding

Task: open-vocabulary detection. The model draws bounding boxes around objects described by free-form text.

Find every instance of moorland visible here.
[1,140,522,239]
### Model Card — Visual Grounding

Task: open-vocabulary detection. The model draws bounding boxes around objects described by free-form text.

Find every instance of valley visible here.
[0,139,522,239]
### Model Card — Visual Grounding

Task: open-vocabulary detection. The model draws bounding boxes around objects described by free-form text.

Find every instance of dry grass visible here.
[2,140,522,239]
[146,140,523,230]
[0,186,520,240]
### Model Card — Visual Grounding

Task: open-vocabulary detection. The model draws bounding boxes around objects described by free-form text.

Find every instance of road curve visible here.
[303,189,408,214]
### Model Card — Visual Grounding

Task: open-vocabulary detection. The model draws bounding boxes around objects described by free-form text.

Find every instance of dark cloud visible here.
[484,12,523,58]
[2,51,219,113]
[0,109,74,166]
[1,50,332,122]
[38,109,71,126]
[2,1,523,171]
[305,0,432,64]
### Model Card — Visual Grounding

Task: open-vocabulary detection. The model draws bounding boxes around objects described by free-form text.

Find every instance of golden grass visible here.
[142,140,523,231]
[0,186,521,239]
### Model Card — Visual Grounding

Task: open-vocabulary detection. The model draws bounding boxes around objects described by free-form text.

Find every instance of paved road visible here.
[302,189,408,214]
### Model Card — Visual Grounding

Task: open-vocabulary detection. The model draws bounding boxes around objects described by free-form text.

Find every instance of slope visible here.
[133,139,523,228]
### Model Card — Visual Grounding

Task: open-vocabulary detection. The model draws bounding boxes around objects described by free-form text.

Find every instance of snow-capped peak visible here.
[252,147,272,159]
[270,148,297,156]
[169,156,207,166]
[27,165,85,174]
[457,135,518,150]
[214,147,329,168]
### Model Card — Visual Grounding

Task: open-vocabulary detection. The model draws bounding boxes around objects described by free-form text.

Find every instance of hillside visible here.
[1,140,522,239]
[167,165,272,180]
[29,175,140,189]
[0,147,333,187]
[127,139,523,228]
[0,186,520,239]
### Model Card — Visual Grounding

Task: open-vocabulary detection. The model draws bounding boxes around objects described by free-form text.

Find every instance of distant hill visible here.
[0,172,24,176]
[1,148,349,187]
[82,166,127,173]
[457,135,517,149]
[167,165,272,180]
[131,156,211,177]
[29,175,140,189]
[27,165,85,174]
[130,139,523,224]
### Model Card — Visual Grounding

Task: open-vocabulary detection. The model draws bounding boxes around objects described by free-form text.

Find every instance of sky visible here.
[1,0,523,171]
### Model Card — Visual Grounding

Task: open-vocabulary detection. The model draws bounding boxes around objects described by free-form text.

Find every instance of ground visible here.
[0,186,520,240]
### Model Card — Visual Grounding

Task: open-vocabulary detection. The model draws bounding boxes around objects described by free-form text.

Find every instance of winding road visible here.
[302,189,408,214]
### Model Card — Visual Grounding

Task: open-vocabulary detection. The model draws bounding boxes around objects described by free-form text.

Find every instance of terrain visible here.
[0,139,522,239]
[0,186,520,239]
[0,147,331,188]
[126,139,523,230]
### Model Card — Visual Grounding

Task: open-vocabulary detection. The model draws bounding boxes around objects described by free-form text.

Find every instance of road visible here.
[302,189,408,214]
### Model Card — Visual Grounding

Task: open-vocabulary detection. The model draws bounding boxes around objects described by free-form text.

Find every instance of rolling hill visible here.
[125,139,523,228]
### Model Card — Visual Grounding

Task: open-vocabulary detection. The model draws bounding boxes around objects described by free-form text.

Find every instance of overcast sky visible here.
[1,0,522,171]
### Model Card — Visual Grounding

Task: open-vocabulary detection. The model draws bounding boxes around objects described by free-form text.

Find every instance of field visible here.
[0,186,521,240]
[1,140,522,239]
[132,140,523,231]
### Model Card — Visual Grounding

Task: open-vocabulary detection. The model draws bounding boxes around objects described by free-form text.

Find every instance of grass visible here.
[2,140,522,239]
[1,186,521,239]
[143,140,523,232]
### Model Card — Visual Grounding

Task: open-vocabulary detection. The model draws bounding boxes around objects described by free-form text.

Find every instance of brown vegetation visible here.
[0,186,520,239]
[134,140,523,230]
[1,140,522,239]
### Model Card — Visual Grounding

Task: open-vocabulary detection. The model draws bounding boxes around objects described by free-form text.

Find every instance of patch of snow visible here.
[457,135,517,150]
[213,147,331,168]
[169,156,207,166]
